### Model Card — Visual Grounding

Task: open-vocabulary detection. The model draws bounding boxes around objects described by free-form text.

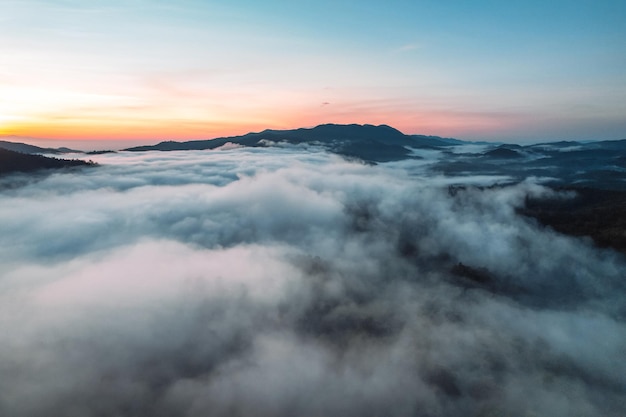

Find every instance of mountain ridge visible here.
[0,148,96,176]
[0,139,80,155]
[124,123,463,162]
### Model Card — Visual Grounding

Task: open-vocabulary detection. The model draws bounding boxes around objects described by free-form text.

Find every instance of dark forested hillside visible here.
[520,187,626,255]
[0,148,95,175]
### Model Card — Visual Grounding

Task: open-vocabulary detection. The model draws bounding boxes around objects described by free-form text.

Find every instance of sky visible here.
[1,0,625,146]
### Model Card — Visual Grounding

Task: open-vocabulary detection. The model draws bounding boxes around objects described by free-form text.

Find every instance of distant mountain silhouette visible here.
[482,147,523,159]
[409,134,466,147]
[0,139,80,154]
[435,138,626,189]
[124,123,463,162]
[0,148,95,175]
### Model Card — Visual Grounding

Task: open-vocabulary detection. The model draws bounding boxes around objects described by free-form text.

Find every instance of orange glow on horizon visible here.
[1,100,530,143]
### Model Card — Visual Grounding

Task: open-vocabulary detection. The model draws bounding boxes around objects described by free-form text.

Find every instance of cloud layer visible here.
[1,147,625,416]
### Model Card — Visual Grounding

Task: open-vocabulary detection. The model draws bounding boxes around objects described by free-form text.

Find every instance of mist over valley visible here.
[1,125,626,416]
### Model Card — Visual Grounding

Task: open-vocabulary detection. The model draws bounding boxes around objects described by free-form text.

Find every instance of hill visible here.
[124,123,462,162]
[0,139,80,154]
[0,148,96,175]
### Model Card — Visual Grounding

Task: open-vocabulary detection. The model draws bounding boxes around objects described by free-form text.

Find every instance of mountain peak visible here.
[124,123,461,162]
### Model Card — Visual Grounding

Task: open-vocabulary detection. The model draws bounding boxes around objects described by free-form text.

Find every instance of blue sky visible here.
[1,0,624,143]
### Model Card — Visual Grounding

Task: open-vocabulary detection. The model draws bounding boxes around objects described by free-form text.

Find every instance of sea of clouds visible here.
[0,146,625,416]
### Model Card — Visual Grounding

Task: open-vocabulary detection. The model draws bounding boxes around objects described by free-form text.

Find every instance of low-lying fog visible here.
[1,146,625,416]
